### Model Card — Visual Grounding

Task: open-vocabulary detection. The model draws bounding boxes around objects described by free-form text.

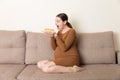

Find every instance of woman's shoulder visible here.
[69,28,76,33]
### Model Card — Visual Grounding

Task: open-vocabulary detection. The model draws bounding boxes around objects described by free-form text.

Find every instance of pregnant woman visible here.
[37,13,83,73]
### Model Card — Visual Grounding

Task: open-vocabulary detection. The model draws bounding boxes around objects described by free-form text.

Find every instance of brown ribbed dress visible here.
[51,28,80,67]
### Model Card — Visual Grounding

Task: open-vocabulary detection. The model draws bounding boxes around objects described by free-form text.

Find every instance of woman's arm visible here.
[51,37,57,50]
[56,29,76,51]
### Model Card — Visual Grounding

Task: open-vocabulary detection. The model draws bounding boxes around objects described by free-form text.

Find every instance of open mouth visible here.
[57,25,59,28]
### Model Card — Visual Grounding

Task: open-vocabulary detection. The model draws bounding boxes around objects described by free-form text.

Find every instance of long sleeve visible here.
[51,37,57,50]
[55,29,76,52]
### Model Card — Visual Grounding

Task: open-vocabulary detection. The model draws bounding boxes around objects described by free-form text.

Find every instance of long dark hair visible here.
[56,13,73,28]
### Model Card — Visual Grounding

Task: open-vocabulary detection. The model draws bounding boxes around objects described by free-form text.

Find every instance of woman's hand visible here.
[44,31,55,37]
[43,28,56,37]
[53,33,57,37]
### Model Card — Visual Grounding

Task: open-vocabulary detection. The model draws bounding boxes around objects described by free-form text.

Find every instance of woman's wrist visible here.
[53,33,57,38]
[50,33,55,38]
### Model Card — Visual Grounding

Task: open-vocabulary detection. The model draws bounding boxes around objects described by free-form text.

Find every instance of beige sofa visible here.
[0,30,120,80]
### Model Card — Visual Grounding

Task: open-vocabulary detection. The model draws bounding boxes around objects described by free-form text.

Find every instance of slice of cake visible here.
[44,28,54,33]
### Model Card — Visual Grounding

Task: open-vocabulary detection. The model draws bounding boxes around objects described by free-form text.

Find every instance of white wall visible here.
[0,0,120,50]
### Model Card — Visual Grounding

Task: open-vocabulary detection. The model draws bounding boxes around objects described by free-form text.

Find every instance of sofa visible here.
[0,30,120,80]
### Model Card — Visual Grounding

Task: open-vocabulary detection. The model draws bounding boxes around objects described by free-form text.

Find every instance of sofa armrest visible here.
[116,51,120,64]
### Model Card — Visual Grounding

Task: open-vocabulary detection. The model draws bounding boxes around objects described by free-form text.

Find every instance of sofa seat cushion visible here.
[0,64,25,80]
[17,64,120,80]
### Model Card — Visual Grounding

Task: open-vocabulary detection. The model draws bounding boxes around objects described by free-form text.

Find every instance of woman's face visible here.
[55,17,66,30]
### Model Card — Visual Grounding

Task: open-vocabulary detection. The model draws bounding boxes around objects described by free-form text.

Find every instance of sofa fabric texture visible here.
[77,31,116,64]
[0,30,26,64]
[17,64,120,80]
[25,32,54,64]
[0,64,25,80]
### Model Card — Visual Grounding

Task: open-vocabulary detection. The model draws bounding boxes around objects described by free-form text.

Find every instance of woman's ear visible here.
[64,21,67,25]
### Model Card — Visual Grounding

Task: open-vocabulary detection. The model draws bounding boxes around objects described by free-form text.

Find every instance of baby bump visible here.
[53,55,80,67]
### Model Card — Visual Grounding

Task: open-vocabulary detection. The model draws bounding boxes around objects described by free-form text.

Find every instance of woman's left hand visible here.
[44,32,56,37]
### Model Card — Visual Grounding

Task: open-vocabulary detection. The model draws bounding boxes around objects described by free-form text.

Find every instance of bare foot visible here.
[69,65,85,72]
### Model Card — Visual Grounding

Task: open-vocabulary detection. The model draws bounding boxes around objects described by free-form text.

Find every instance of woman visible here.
[37,13,82,73]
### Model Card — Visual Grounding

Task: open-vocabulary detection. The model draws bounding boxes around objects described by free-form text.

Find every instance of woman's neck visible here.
[61,26,71,34]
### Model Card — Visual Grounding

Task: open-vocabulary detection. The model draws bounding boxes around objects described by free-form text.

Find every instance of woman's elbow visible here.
[61,47,69,52]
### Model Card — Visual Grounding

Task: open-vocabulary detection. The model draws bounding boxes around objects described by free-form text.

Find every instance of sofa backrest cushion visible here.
[0,30,26,64]
[77,31,116,64]
[25,32,54,64]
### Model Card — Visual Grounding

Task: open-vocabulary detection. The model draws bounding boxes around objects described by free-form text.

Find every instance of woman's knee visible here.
[38,60,49,64]
[42,66,55,73]
[37,60,56,72]
[49,61,56,66]
[37,61,41,68]
[37,60,49,68]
